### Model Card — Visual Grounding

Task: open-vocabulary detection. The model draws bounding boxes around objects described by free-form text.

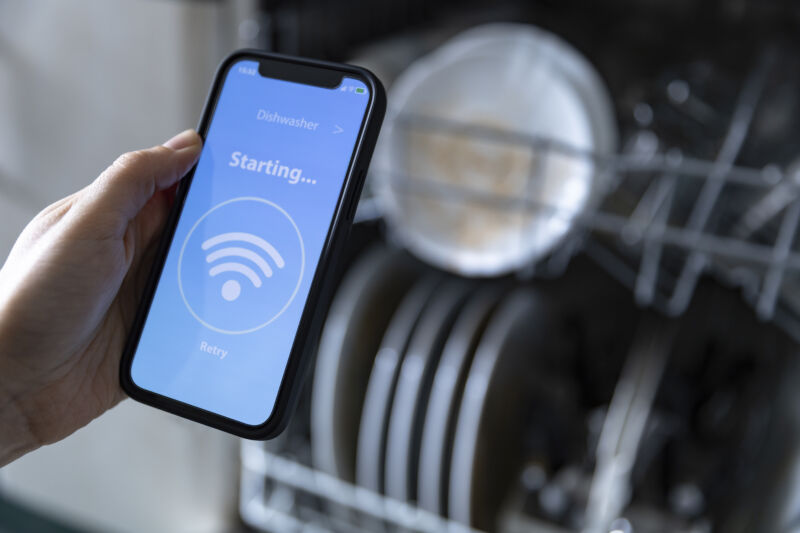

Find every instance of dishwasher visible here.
[235,2,800,532]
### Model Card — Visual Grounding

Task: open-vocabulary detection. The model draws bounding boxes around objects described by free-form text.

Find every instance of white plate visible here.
[355,275,442,493]
[416,284,506,515]
[310,247,419,482]
[383,280,472,502]
[376,23,617,276]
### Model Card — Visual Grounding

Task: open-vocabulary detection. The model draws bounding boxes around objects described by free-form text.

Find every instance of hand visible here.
[0,130,202,465]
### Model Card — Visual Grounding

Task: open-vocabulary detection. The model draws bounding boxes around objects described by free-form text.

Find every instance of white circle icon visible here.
[221,279,241,301]
[178,197,305,335]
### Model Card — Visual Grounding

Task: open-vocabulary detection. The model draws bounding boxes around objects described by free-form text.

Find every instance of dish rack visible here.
[359,51,800,342]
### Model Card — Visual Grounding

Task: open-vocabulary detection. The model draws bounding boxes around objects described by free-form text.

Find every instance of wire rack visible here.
[356,52,800,344]
[240,441,498,533]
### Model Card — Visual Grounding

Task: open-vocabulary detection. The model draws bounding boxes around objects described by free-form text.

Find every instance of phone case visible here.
[119,49,387,439]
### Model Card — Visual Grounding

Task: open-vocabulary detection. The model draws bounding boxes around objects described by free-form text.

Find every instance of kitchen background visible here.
[2,1,800,532]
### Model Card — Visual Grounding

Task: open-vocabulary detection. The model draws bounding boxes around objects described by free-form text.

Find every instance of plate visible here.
[448,289,554,530]
[416,284,507,515]
[355,275,442,493]
[383,280,472,502]
[377,23,618,276]
[310,246,419,482]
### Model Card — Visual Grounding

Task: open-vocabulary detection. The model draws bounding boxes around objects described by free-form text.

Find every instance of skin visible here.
[0,130,202,466]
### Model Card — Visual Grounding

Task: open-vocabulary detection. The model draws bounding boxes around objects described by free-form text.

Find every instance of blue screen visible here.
[130,59,370,425]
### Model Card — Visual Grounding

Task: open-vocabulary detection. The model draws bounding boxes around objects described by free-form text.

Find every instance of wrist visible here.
[0,373,39,466]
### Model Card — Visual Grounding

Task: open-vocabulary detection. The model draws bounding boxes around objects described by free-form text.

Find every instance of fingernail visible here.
[163,129,201,150]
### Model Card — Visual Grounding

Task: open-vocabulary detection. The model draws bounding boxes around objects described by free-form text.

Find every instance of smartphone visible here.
[120,50,386,439]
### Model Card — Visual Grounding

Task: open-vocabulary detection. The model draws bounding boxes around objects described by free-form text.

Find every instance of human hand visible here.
[0,130,202,465]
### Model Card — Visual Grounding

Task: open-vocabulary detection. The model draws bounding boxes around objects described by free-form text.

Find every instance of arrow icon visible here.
[332,125,344,134]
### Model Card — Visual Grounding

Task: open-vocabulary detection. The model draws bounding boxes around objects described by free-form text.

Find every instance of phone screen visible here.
[129,59,371,426]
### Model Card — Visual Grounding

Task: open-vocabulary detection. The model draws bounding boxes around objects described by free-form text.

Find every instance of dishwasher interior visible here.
[238,2,800,532]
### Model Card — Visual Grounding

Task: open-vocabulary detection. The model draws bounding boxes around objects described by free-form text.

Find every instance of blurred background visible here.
[3,1,800,532]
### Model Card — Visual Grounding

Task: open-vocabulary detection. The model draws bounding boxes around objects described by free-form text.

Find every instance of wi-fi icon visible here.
[202,232,285,302]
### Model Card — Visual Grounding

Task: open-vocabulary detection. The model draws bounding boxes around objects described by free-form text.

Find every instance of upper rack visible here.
[360,51,800,343]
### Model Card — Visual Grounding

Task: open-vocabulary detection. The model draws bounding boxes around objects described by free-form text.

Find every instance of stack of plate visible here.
[311,246,570,531]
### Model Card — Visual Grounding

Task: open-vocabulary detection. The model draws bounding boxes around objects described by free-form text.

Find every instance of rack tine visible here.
[666,51,773,315]
[635,175,677,306]
[584,320,672,533]
[622,172,673,245]
[757,200,800,320]
[733,172,800,240]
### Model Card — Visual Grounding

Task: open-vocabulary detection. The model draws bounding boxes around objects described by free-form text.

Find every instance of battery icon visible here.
[355,87,365,94]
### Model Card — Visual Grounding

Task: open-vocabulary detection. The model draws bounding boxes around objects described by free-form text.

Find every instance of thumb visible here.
[73,129,202,239]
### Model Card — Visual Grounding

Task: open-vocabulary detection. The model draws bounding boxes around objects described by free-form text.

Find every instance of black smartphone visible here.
[120,50,386,439]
